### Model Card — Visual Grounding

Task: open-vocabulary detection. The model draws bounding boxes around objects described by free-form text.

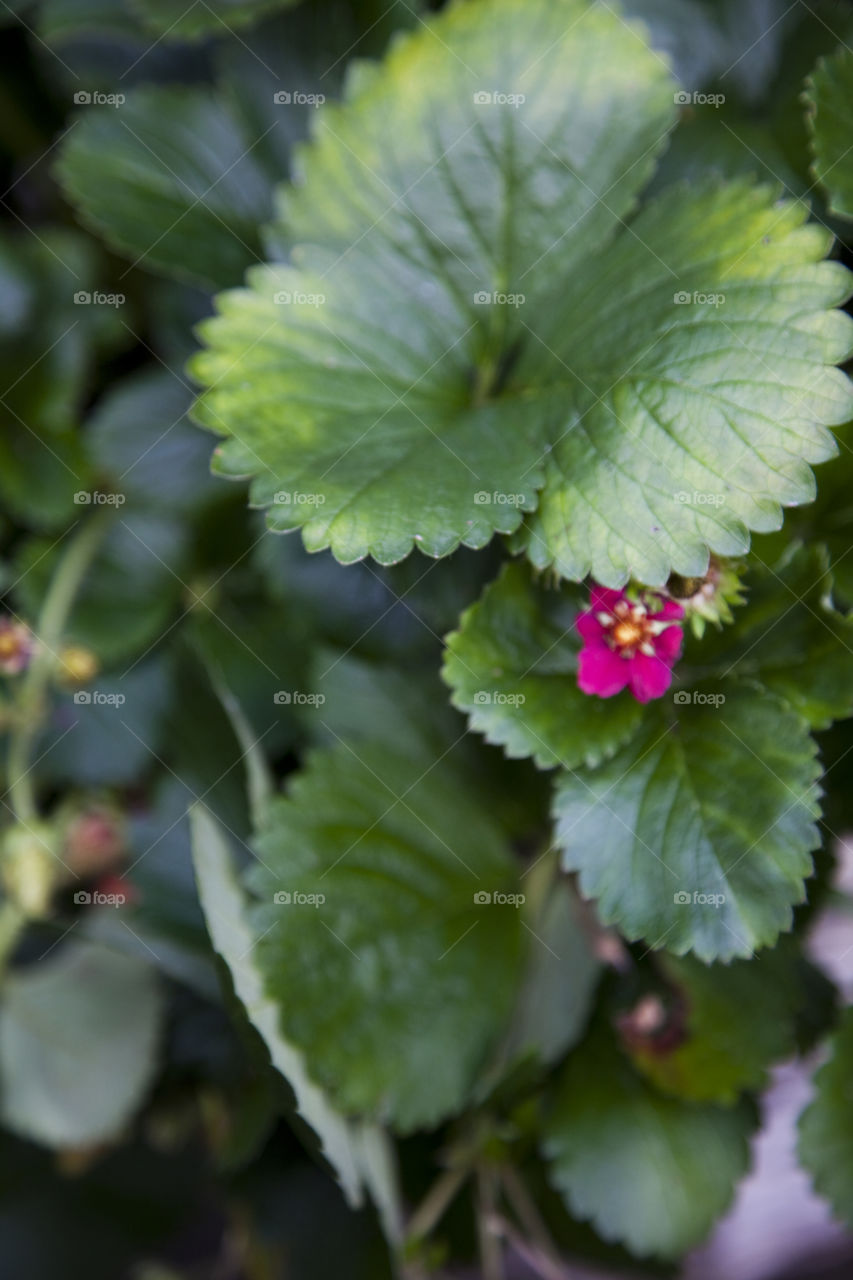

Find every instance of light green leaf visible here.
[442,560,644,770]
[806,47,853,220]
[193,0,853,584]
[246,737,524,1132]
[515,179,853,585]
[542,1029,754,1258]
[191,0,677,566]
[189,804,404,1241]
[0,940,163,1147]
[691,544,853,729]
[56,86,275,289]
[799,1005,853,1228]
[553,681,821,960]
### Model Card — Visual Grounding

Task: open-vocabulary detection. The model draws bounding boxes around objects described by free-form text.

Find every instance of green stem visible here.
[6,512,111,823]
[476,1166,505,1280]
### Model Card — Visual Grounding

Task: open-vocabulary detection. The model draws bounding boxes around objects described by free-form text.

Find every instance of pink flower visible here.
[0,619,34,675]
[576,586,684,703]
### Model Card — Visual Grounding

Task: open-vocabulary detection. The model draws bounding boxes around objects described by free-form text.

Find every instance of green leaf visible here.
[627,948,801,1104]
[806,47,853,220]
[497,865,600,1070]
[442,561,644,770]
[799,1005,853,1227]
[191,0,677,566]
[691,544,853,729]
[515,178,853,584]
[189,804,404,1242]
[0,941,163,1147]
[552,681,821,960]
[246,737,524,1131]
[542,1028,754,1258]
[193,0,853,584]
[131,0,299,41]
[86,369,224,514]
[56,86,275,289]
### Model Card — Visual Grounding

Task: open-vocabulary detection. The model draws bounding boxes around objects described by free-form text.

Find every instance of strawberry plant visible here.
[2,0,853,1276]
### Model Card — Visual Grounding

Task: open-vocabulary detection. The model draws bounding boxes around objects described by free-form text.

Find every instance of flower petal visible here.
[578,644,631,698]
[576,610,605,643]
[629,652,675,702]
[589,585,626,616]
[653,597,685,622]
[654,623,684,662]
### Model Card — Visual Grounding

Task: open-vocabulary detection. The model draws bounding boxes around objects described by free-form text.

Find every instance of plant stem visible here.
[499,1166,570,1277]
[476,1167,506,1280]
[406,1164,470,1244]
[7,512,111,823]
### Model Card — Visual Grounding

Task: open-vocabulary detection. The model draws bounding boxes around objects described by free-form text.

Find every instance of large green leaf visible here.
[56,86,275,289]
[542,1029,754,1258]
[799,1005,853,1227]
[552,681,821,960]
[691,544,853,729]
[0,941,163,1147]
[806,47,853,220]
[442,560,644,770]
[189,804,403,1240]
[191,0,677,567]
[192,0,853,584]
[515,179,853,584]
[246,737,524,1132]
